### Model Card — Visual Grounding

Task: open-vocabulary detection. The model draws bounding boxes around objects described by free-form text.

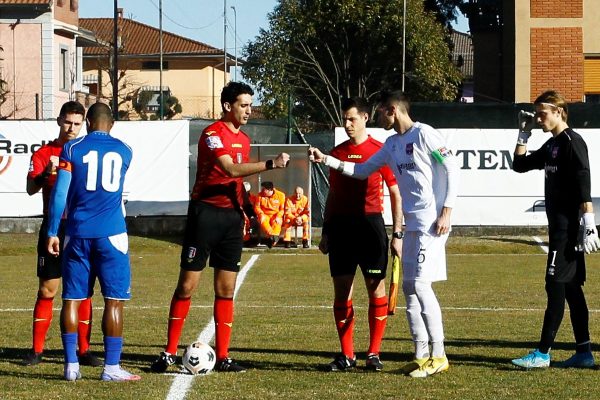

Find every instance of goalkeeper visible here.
[511,90,600,369]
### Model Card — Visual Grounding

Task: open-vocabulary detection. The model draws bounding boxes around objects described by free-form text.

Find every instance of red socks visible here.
[368,296,388,355]
[333,300,355,358]
[32,297,54,353]
[77,298,93,354]
[166,296,191,355]
[214,297,234,361]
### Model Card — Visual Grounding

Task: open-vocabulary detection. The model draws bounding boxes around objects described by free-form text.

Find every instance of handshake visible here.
[516,110,536,145]
[579,213,600,254]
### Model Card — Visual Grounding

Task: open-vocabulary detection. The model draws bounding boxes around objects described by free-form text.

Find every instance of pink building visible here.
[0,0,96,119]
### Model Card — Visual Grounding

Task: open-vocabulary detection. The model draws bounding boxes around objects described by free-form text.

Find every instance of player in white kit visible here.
[309,90,459,378]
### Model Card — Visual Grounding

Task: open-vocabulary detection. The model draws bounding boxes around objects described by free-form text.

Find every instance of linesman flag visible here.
[387,255,401,315]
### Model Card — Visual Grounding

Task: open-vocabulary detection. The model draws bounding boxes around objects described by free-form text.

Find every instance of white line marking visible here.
[165,254,260,400]
[533,236,549,254]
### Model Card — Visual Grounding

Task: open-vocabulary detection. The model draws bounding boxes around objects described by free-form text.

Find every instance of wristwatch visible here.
[392,231,404,239]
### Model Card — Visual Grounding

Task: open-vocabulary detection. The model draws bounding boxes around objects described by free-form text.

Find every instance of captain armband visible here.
[431,147,453,164]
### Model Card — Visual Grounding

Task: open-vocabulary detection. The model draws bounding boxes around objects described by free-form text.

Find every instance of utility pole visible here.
[223,0,227,87]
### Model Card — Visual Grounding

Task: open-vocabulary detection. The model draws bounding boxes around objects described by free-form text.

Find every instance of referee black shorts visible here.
[180,200,244,273]
[326,214,388,280]
[546,213,585,284]
[36,217,65,280]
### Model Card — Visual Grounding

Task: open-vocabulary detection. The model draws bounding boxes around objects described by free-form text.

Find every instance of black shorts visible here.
[36,217,66,280]
[546,213,585,284]
[326,214,388,279]
[180,201,244,272]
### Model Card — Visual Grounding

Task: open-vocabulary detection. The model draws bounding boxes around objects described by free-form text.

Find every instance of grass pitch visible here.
[1,233,600,399]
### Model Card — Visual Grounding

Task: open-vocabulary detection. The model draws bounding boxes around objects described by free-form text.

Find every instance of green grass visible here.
[1,234,600,399]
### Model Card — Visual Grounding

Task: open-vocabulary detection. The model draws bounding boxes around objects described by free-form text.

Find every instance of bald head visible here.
[86,102,114,133]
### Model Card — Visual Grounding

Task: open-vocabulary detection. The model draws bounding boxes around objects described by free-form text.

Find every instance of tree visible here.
[242,0,462,127]
[424,0,467,28]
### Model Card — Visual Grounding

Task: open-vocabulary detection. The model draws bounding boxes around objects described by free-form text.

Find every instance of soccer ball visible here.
[182,341,216,375]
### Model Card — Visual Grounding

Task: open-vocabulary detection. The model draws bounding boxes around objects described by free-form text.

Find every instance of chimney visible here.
[117,8,124,19]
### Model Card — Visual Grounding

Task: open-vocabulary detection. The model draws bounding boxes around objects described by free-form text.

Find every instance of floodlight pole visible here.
[159,0,164,120]
[223,0,227,87]
[231,5,237,81]
[401,0,406,92]
[112,0,119,120]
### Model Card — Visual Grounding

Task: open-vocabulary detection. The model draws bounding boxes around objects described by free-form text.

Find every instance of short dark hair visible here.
[261,181,274,190]
[341,97,370,114]
[378,90,410,114]
[86,102,114,125]
[221,81,254,113]
[59,101,85,119]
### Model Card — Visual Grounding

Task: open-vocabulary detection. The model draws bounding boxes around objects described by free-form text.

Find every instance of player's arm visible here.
[388,183,403,257]
[309,146,387,180]
[216,152,289,178]
[26,154,56,195]
[46,167,72,256]
[433,147,459,236]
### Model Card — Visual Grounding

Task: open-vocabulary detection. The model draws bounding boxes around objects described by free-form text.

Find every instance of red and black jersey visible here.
[27,139,62,215]
[191,120,251,209]
[327,136,397,217]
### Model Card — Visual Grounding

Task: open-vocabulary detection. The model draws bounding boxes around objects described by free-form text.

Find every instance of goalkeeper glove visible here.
[517,110,535,145]
[581,213,600,254]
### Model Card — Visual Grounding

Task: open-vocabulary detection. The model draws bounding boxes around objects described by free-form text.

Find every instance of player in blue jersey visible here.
[46,102,140,382]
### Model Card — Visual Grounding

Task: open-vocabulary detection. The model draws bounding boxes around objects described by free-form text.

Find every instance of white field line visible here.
[164,254,260,400]
[533,236,549,254]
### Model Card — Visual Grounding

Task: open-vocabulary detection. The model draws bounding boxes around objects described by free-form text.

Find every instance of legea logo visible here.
[0,133,11,175]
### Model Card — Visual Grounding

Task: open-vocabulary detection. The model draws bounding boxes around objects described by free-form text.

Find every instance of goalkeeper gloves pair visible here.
[580,213,600,254]
[517,110,536,145]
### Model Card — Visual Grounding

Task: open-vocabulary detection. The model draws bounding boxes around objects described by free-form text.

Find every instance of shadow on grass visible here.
[480,236,545,247]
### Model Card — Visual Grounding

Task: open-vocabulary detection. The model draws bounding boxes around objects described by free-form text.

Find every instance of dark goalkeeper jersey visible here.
[513,128,592,215]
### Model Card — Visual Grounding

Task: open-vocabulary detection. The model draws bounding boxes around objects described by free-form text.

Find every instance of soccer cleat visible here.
[555,351,595,369]
[511,349,550,369]
[22,351,43,366]
[284,241,291,249]
[409,356,449,378]
[399,357,429,375]
[214,358,247,373]
[150,352,176,373]
[302,239,309,249]
[327,354,357,372]
[365,354,383,371]
[101,366,142,382]
[64,363,82,381]
[78,351,103,367]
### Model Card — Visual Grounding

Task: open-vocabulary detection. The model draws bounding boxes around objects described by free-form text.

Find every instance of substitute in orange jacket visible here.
[282,186,310,248]
[254,181,285,248]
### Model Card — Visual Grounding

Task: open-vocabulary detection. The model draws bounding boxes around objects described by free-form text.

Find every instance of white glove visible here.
[581,213,600,254]
[517,110,535,145]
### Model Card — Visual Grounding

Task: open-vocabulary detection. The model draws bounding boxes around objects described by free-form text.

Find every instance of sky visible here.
[80,0,469,79]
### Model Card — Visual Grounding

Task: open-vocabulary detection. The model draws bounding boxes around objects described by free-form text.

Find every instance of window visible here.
[584,94,600,103]
[70,0,78,12]
[59,47,69,91]
[141,61,169,70]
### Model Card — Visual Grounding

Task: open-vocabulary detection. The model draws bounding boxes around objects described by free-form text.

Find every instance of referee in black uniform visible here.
[511,90,600,369]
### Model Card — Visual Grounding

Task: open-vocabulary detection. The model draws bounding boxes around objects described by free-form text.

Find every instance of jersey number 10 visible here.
[82,150,123,192]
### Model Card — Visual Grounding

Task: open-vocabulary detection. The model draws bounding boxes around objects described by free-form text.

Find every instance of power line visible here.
[146,0,221,31]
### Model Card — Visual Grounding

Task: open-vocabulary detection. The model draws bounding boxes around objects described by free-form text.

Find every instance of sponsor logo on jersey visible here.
[545,164,558,174]
[205,130,216,136]
[405,143,414,155]
[366,268,382,274]
[231,143,243,148]
[347,154,362,159]
[551,146,559,158]
[206,136,224,149]
[396,162,416,175]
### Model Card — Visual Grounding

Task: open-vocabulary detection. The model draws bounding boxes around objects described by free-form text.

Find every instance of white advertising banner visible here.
[335,127,600,226]
[0,120,189,217]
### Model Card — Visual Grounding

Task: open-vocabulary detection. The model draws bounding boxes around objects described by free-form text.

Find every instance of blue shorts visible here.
[62,233,131,300]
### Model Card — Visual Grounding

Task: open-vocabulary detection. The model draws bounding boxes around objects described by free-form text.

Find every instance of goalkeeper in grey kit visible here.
[511,90,600,369]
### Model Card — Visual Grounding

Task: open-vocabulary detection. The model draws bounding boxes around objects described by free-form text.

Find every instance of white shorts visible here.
[402,231,448,282]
